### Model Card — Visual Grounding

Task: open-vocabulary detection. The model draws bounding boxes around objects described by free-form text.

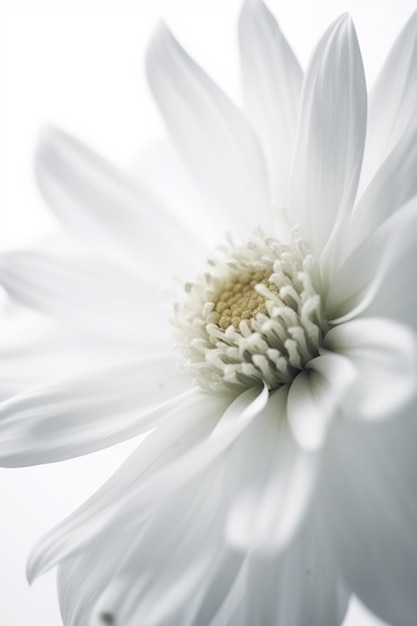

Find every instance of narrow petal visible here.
[359,10,417,194]
[287,353,356,450]
[325,318,417,420]
[0,354,193,466]
[323,406,417,626]
[326,197,417,323]
[55,401,227,626]
[240,507,349,626]
[146,23,270,234]
[26,391,235,581]
[225,387,318,552]
[89,466,228,626]
[350,118,417,247]
[289,15,367,252]
[36,127,201,280]
[239,0,303,204]
[0,251,169,343]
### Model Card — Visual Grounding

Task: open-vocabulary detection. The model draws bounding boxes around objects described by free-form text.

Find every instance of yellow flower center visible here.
[209,270,279,330]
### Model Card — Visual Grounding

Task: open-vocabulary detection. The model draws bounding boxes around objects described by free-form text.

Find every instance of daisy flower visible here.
[1,1,417,624]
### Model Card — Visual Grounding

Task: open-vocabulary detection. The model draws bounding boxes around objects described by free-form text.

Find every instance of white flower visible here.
[1,1,417,624]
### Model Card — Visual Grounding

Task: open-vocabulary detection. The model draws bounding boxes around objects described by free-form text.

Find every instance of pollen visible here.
[175,227,328,394]
[209,270,279,330]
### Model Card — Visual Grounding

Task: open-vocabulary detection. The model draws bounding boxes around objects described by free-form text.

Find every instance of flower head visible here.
[1,1,417,625]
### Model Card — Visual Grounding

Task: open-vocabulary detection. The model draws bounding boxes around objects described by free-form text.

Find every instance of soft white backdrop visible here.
[1,0,415,624]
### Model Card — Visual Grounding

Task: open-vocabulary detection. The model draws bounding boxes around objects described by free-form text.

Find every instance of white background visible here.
[1,0,416,624]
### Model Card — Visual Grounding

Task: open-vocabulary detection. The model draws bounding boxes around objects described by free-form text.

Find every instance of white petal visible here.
[323,406,417,625]
[36,126,200,279]
[359,10,417,195]
[325,318,417,420]
[287,353,356,450]
[326,197,417,323]
[146,23,270,235]
[225,387,318,551]
[27,391,230,582]
[0,353,192,466]
[350,118,417,248]
[289,15,367,253]
[89,466,227,626]
[0,251,169,343]
[240,507,349,626]
[239,0,303,205]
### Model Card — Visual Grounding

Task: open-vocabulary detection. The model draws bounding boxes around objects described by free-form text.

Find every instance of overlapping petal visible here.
[289,14,367,254]
[146,23,270,235]
[0,251,169,344]
[225,387,318,551]
[36,127,202,280]
[325,318,417,421]
[239,0,303,205]
[0,354,193,466]
[323,408,417,626]
[287,353,356,450]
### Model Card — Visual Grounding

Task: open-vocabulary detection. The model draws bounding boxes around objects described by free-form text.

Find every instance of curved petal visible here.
[146,23,270,235]
[239,0,303,205]
[289,14,367,253]
[0,251,169,343]
[88,465,228,626]
[323,405,417,626]
[0,353,193,467]
[359,9,417,195]
[350,117,417,249]
[225,387,318,552]
[326,197,417,323]
[36,126,201,280]
[325,318,417,420]
[27,389,264,581]
[287,353,356,450]
[240,507,349,626]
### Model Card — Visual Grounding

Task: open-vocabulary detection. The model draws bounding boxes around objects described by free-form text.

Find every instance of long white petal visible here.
[239,0,303,205]
[326,197,417,323]
[359,9,417,195]
[225,387,318,551]
[0,251,169,343]
[0,353,192,466]
[325,318,417,421]
[287,352,356,450]
[289,14,367,253]
[36,127,201,279]
[27,391,230,582]
[323,406,417,625]
[239,507,349,626]
[146,23,270,235]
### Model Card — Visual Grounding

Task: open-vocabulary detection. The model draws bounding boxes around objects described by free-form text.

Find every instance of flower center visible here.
[209,270,279,330]
[175,228,327,393]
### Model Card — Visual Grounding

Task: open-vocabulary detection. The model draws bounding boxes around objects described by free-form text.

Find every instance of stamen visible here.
[175,226,328,394]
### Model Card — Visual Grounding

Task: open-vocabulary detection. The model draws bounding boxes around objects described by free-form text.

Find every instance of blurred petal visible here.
[0,252,169,343]
[326,197,417,322]
[359,9,417,193]
[325,318,417,420]
[225,387,318,551]
[289,15,367,252]
[239,0,302,204]
[240,507,349,626]
[146,23,270,235]
[36,127,200,280]
[89,466,227,626]
[323,407,417,626]
[27,390,259,581]
[287,353,356,450]
[350,118,417,248]
[0,353,193,466]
